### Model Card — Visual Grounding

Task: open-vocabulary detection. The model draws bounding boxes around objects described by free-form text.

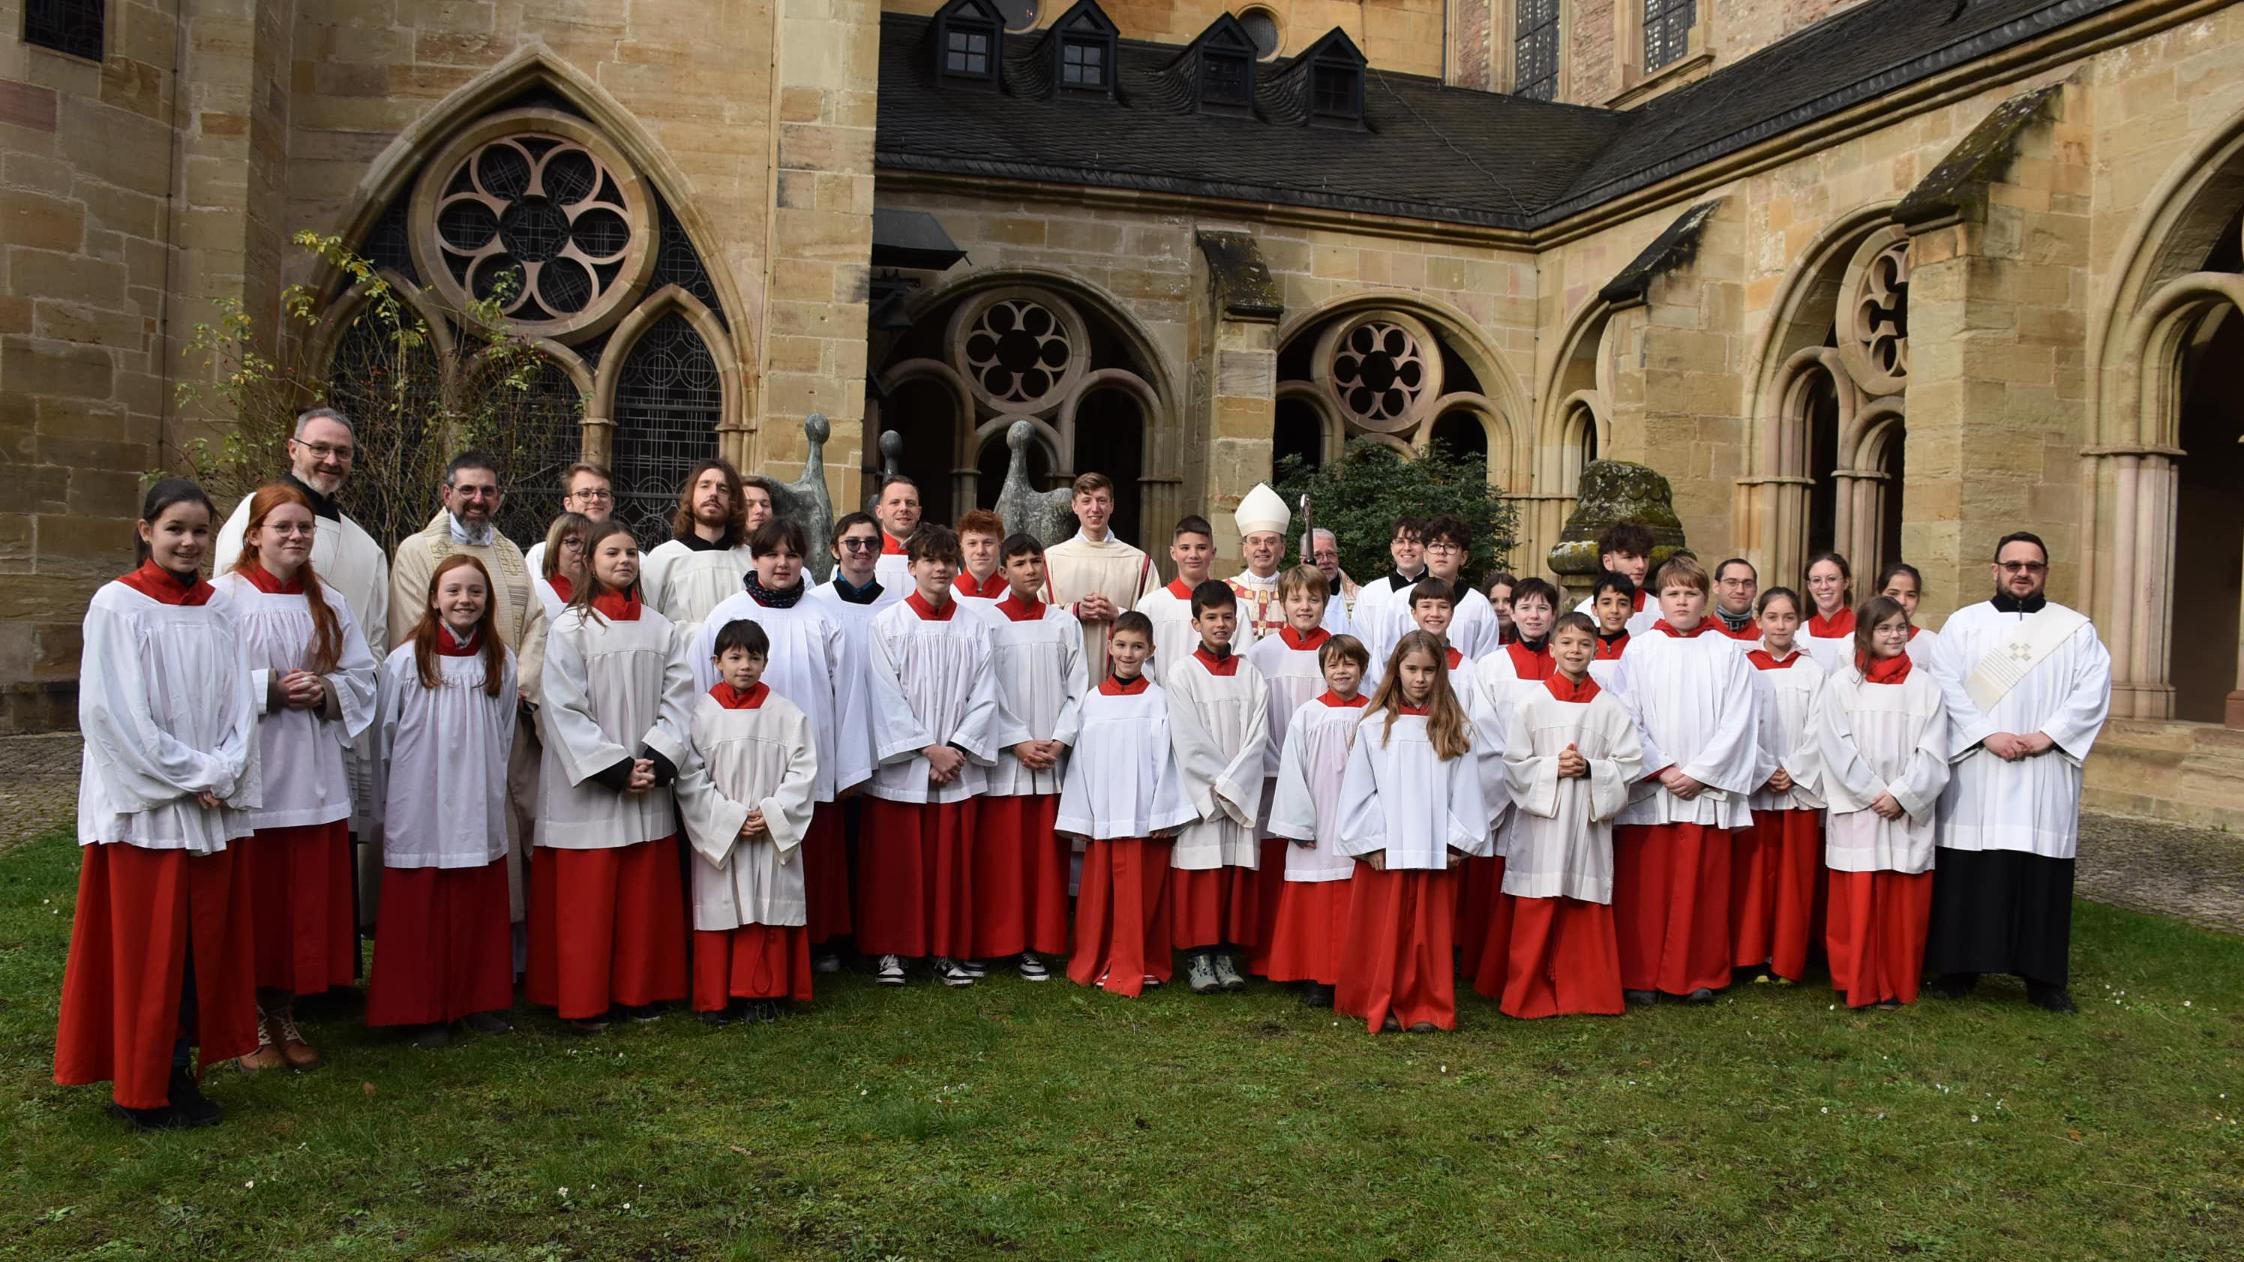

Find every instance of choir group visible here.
[52,407,2115,1131]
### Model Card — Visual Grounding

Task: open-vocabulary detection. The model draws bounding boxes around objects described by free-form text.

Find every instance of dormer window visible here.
[1060,39,1107,89]
[934,0,1004,87]
[1047,0,1120,96]
[1202,48,1252,109]
[1310,59,1360,120]
[945,27,992,77]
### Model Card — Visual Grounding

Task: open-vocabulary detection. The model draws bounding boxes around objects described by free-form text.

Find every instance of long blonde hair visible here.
[1366,630,1472,760]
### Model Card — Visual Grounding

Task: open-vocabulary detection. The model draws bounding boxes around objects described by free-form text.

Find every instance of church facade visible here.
[3,0,2243,772]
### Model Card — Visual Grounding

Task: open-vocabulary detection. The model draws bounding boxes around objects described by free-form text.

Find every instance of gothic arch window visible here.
[1513,0,1560,101]
[610,313,722,539]
[1275,307,1509,475]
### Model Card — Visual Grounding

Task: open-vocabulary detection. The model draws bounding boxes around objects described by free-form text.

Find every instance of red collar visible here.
[1506,640,1555,680]
[1809,609,1856,637]
[1166,577,1196,599]
[436,625,482,657]
[119,560,213,606]
[1631,588,1648,612]
[236,561,305,596]
[881,533,908,556]
[549,575,575,604]
[1279,625,1331,651]
[1748,647,1801,670]
[1859,651,1913,685]
[1316,690,1369,708]
[906,590,957,621]
[995,592,1045,622]
[592,588,642,620]
[1193,646,1239,676]
[1652,619,1712,638]
[711,681,769,709]
[1396,703,1430,716]
[1444,646,1465,670]
[1723,621,1761,640]
[956,571,1008,599]
[1594,631,1628,660]
[1906,624,1923,641]
[1546,672,1601,703]
[1099,673,1152,696]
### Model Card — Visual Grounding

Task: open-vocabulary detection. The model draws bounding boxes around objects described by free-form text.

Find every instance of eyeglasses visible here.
[838,538,881,552]
[567,488,614,503]
[262,522,317,537]
[291,440,355,462]
[1997,561,2048,574]
[559,538,587,552]
[451,485,500,500]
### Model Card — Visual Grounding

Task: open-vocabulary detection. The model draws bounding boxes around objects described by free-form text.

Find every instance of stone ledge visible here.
[2083,719,2244,834]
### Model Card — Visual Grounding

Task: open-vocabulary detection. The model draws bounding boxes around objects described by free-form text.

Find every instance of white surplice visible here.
[1349,570,1424,641]
[1322,593,1353,638]
[77,581,261,854]
[1043,531,1156,679]
[1055,679,1197,840]
[864,595,1004,805]
[1905,624,1941,670]
[1264,695,1369,882]
[1364,583,1497,668]
[1501,681,1642,901]
[675,688,820,931]
[1929,600,2113,859]
[873,546,911,596]
[209,572,379,830]
[372,642,517,868]
[1162,650,1270,870]
[1243,628,1332,782]
[1134,578,1203,677]
[1336,711,1491,870]
[980,597,1088,798]
[1816,666,1951,874]
[534,603,694,849]
[639,538,753,631]
[1746,646,1829,812]
[693,589,870,803]
[1610,624,1762,829]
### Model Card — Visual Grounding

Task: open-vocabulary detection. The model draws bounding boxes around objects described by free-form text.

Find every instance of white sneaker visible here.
[933,957,976,987]
[813,953,843,975]
[1213,953,1246,992]
[1186,953,1220,994]
[958,959,988,979]
[1018,952,1051,982]
[875,955,907,986]
[1142,974,1162,989]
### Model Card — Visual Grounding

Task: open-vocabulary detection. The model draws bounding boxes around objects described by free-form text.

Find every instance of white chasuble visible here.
[1043,532,1155,679]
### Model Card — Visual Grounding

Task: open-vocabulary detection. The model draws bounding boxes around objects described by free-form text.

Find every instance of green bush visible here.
[1275,438,1518,591]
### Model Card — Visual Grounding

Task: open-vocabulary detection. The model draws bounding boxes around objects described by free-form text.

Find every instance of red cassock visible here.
[1487,895,1625,1018]
[55,844,259,1109]
[239,818,357,996]
[1260,870,1354,986]
[1730,808,1826,980]
[526,838,689,1019]
[1246,836,1292,974]
[1069,838,1174,996]
[1825,869,1933,1007]
[801,803,852,947]
[1454,854,1510,984]
[694,925,813,1008]
[973,794,1071,958]
[1336,865,1460,1032]
[855,797,977,959]
[1612,822,1734,995]
[366,858,513,1027]
[1169,864,1263,951]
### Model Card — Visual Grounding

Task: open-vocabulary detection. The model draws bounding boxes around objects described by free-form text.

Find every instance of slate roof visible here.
[875,0,2134,231]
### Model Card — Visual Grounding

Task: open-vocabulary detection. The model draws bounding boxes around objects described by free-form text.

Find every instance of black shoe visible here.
[1684,987,1717,1004]
[165,1066,223,1127]
[698,1007,737,1028]
[1298,983,1334,1009]
[463,1011,512,1036]
[2026,983,2077,1014]
[617,1003,663,1023]
[1407,1021,1439,1033]
[749,1000,782,1024]
[1927,972,1980,1000]
[411,1024,453,1048]
[1624,989,1658,1007]
[110,1101,199,1131]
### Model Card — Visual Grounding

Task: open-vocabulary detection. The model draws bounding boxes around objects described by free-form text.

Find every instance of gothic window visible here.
[485,356,589,548]
[1514,0,1560,101]
[1643,0,1696,71]
[24,0,103,60]
[1061,39,1107,89]
[611,313,721,539]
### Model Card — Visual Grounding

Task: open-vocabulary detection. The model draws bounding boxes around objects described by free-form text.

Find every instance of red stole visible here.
[1192,646,1239,676]
[906,591,958,621]
[1858,652,1913,685]
[995,593,1045,622]
[711,681,770,710]
[235,561,305,595]
[955,571,1009,600]
[118,560,213,606]
[1546,672,1601,704]
[1808,608,1856,638]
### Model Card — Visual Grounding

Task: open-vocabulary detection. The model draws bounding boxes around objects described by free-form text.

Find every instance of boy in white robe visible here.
[1335,630,1491,1033]
[1568,521,1660,637]
[1814,597,1951,1010]
[1135,514,1218,675]
[1263,634,1371,1007]
[1734,586,1829,985]
[697,518,872,969]
[951,509,1011,612]
[1349,517,1429,640]
[1587,572,1636,688]
[975,533,1089,978]
[1484,614,1642,1018]
[1364,516,1495,665]
[1163,580,1271,995]
[1608,554,1762,1005]
[860,526,1005,988]
[1242,565,1335,973]
[676,619,820,1024]
[1061,612,1196,997]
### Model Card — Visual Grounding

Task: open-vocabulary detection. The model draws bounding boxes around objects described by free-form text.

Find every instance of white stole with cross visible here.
[1964,605,2090,713]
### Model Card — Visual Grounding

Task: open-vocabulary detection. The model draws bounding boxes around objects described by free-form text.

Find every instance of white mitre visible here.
[1234,482,1291,539]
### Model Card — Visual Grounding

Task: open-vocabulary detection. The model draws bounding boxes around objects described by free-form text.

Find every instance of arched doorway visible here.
[2169,212,2244,724]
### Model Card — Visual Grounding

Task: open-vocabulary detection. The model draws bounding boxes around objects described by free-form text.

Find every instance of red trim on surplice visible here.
[955,571,1009,601]
[117,560,214,606]
[905,590,958,621]
[1191,646,1240,676]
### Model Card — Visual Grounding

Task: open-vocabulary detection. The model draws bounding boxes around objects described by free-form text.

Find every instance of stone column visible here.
[1192,232,1282,568]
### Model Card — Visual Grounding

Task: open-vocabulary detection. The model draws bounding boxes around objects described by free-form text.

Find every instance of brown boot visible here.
[237,1011,285,1072]
[270,1002,320,1070]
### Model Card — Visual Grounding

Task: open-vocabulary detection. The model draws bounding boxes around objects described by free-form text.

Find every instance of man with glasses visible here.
[215,406,394,924]
[522,462,614,578]
[1925,531,2112,1014]
[1308,527,1354,634]
[1710,557,1760,640]
[388,449,534,648]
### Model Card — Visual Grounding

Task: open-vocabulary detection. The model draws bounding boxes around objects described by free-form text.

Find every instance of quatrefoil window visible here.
[1331,319,1430,427]
[963,299,1075,406]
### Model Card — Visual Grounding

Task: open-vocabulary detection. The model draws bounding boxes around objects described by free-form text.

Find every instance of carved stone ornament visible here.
[1311,310,1444,434]
[1835,232,1910,398]
[944,288,1090,414]
[409,109,657,342]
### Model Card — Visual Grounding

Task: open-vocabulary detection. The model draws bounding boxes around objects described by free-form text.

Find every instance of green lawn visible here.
[2,831,2240,1262]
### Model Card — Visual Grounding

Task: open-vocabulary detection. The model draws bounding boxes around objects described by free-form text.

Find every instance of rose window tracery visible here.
[946,290,1089,413]
[1311,312,1444,434]
[1836,233,1911,397]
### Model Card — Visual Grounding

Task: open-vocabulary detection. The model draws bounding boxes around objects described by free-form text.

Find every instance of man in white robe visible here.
[521,462,613,578]
[1310,527,1355,635]
[1043,471,1155,680]
[1349,517,1428,643]
[1227,483,1291,644]
[638,459,753,631]
[1135,514,1217,675]
[1925,531,2112,1013]
[872,474,923,594]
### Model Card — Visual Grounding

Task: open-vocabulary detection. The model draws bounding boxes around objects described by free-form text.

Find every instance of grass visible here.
[1,830,2240,1262]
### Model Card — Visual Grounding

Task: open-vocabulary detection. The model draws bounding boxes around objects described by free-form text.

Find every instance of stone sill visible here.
[1607,49,1715,110]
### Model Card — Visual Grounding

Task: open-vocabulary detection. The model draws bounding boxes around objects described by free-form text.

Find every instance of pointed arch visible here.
[591,284,741,431]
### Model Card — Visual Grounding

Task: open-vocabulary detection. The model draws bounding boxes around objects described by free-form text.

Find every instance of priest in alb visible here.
[1925,532,2111,1013]
[1043,471,1155,680]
